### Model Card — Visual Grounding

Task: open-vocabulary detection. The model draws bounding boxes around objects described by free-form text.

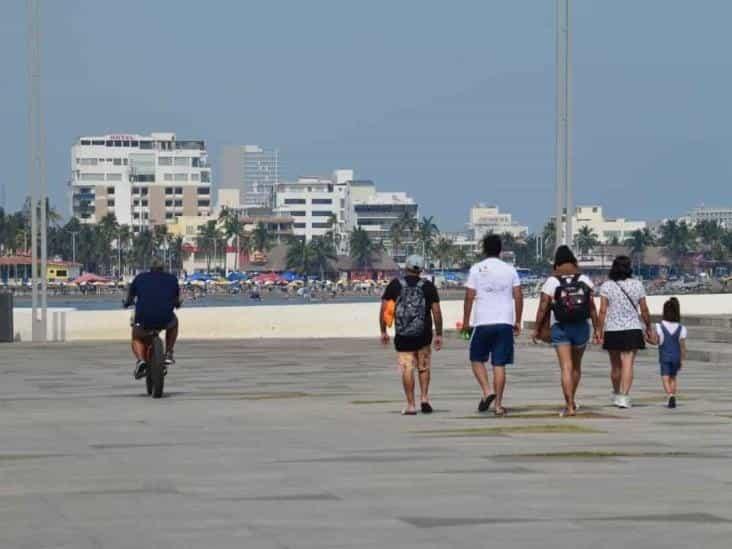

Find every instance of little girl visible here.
[651,298,687,408]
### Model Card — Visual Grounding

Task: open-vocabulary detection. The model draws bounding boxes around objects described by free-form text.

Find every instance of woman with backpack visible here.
[533,246,600,417]
[597,255,653,409]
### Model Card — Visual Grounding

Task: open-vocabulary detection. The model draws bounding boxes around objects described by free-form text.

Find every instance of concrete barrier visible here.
[11,293,732,341]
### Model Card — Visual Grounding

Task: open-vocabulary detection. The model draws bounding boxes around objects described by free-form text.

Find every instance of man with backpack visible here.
[380,255,443,415]
[462,234,523,416]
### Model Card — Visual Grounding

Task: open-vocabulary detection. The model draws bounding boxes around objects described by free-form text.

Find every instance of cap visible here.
[405,255,425,272]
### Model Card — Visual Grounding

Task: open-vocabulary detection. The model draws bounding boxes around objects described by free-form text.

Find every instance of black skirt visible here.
[603,329,646,351]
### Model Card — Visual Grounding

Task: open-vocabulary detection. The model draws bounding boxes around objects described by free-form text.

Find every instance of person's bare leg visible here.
[609,351,622,395]
[492,366,506,412]
[662,375,673,396]
[671,376,678,395]
[418,368,431,404]
[555,345,575,415]
[571,346,585,408]
[402,361,417,413]
[620,351,636,395]
[471,362,492,398]
[165,323,178,354]
[131,339,147,361]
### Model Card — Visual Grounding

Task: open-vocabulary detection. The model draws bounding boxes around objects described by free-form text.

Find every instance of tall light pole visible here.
[555,0,572,249]
[27,0,47,341]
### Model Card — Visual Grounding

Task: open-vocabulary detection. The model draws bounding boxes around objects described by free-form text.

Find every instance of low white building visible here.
[687,207,732,228]
[572,205,646,244]
[469,204,528,241]
[275,176,344,241]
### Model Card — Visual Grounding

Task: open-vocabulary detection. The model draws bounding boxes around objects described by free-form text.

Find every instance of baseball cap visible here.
[405,255,425,272]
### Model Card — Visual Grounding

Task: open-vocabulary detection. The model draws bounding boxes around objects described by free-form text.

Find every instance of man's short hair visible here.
[150,258,165,272]
[482,234,502,257]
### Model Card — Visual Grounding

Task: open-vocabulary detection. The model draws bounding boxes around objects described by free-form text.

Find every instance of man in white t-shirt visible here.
[461,234,523,416]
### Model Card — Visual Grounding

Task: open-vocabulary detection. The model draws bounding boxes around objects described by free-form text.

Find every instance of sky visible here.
[2,0,732,232]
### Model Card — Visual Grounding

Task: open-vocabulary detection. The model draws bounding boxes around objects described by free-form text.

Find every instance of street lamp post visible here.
[555,0,572,249]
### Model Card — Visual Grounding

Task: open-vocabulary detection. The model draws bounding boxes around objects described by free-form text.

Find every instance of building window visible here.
[290,211,307,217]
[166,213,174,219]
[312,198,332,205]
[284,198,306,205]
[192,157,200,167]
[164,173,173,181]
[79,173,104,181]
[175,187,183,194]
[140,141,153,150]
[107,199,115,207]
[312,222,332,229]
[141,200,148,206]
[106,173,121,181]
[165,187,173,195]
[174,173,188,181]
[165,200,173,207]
[141,188,148,196]
[293,223,306,229]
[80,140,91,145]
[174,157,188,166]
[197,200,210,207]
[312,211,333,217]
[201,171,210,183]
[174,200,183,207]
[132,187,140,195]
[158,157,172,166]
[91,140,104,145]
[197,187,210,195]
[190,173,200,181]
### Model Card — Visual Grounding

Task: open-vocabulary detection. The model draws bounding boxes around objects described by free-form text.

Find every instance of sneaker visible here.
[616,394,632,409]
[133,360,148,380]
[421,402,433,414]
[478,394,496,412]
[164,351,175,365]
[668,395,677,409]
[611,393,620,407]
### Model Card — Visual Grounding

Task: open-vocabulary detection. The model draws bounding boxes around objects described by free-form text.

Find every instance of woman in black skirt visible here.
[598,256,653,409]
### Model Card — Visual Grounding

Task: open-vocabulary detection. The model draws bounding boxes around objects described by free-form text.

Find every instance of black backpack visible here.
[552,274,591,323]
[395,278,427,337]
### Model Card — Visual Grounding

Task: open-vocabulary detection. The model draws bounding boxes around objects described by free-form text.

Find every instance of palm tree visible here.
[286,237,315,276]
[388,223,404,260]
[219,208,249,271]
[434,237,455,269]
[416,215,439,262]
[349,227,376,268]
[396,210,418,255]
[310,236,337,280]
[574,225,600,256]
[696,220,724,248]
[197,220,224,272]
[131,228,154,272]
[625,228,655,273]
[252,222,273,253]
[541,220,556,260]
[452,247,471,270]
[660,220,695,271]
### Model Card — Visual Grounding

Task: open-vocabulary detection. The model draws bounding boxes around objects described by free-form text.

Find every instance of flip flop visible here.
[401,409,418,416]
[494,407,507,417]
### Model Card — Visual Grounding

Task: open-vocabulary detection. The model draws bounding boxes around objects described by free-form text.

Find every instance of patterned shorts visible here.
[398,346,432,374]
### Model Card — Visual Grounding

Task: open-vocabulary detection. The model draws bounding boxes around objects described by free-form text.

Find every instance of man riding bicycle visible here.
[123,258,181,379]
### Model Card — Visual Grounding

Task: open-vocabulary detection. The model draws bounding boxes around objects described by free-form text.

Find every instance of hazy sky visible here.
[2,0,732,231]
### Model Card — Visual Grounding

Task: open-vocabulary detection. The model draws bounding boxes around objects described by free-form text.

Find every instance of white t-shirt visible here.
[465,258,521,326]
[599,279,647,332]
[541,274,594,325]
[655,321,688,345]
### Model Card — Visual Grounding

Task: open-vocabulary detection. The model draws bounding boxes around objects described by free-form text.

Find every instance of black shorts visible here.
[132,314,178,338]
[603,329,645,352]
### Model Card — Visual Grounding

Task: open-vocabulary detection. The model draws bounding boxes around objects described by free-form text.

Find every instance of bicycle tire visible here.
[145,372,153,395]
[150,336,165,399]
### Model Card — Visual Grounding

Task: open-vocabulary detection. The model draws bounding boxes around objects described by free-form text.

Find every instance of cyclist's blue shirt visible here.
[128,271,180,328]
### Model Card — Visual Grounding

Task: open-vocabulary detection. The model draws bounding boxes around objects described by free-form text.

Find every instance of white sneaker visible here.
[616,394,632,409]
[611,393,620,406]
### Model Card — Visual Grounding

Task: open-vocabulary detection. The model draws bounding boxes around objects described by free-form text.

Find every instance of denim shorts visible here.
[469,324,514,366]
[551,321,591,348]
[660,361,681,377]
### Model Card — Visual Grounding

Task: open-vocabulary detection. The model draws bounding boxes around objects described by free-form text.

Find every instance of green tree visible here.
[286,237,315,276]
[310,236,337,280]
[197,220,224,272]
[434,237,455,269]
[659,220,695,272]
[574,225,600,256]
[252,222,273,253]
[349,227,376,268]
[624,228,656,272]
[416,215,439,263]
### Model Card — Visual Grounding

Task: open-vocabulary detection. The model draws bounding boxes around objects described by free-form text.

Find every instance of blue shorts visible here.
[469,324,514,366]
[660,361,681,377]
[551,322,591,348]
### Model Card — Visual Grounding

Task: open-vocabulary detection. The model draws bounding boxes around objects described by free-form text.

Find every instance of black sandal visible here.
[421,402,433,414]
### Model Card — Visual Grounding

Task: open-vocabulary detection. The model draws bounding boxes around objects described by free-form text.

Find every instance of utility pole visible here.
[555,0,572,249]
[27,0,47,341]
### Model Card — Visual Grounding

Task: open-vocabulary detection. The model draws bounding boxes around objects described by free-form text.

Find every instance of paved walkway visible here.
[1,339,731,548]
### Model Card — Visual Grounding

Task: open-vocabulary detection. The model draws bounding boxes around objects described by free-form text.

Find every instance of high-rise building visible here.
[275,176,344,242]
[70,132,212,230]
[220,145,279,208]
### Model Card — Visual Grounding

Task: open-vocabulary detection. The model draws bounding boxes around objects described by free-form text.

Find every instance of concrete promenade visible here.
[1,339,732,548]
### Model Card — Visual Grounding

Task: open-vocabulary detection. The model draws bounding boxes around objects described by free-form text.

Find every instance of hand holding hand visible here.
[380,332,390,346]
[433,335,443,351]
[513,322,522,337]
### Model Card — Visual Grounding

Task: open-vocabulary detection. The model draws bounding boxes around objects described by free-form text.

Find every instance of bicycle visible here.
[137,326,166,399]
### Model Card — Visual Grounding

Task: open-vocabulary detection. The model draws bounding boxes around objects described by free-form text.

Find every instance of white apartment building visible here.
[275,176,346,241]
[572,205,646,243]
[70,132,212,230]
[351,182,418,255]
[469,204,528,240]
[687,207,732,228]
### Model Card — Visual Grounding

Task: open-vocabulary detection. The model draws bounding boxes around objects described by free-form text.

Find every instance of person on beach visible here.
[648,297,687,409]
[597,255,653,409]
[380,255,443,415]
[462,234,523,416]
[533,246,600,417]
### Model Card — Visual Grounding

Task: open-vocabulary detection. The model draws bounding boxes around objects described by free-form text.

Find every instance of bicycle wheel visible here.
[145,371,153,395]
[149,336,165,399]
